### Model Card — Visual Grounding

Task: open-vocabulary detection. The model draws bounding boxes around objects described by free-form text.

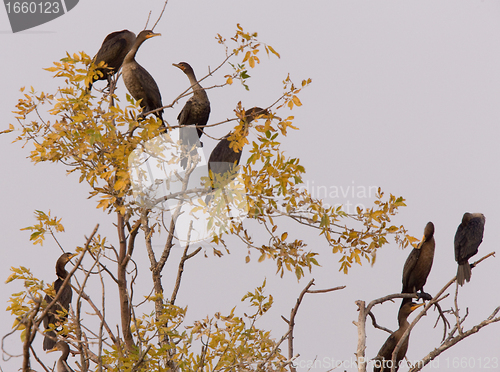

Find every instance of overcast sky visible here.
[1,1,499,371]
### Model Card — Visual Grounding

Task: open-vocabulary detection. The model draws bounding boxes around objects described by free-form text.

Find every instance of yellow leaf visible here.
[245,256,250,263]
[243,51,251,63]
[387,225,399,233]
[292,95,302,106]
[249,57,255,68]
[226,77,233,85]
[281,232,288,241]
[268,45,280,58]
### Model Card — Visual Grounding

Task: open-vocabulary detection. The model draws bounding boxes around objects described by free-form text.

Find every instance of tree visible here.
[4,5,498,372]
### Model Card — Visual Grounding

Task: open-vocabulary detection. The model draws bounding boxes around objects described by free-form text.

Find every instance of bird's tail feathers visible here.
[43,330,57,351]
[457,262,471,286]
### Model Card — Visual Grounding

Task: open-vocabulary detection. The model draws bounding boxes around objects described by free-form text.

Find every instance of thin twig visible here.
[151,0,169,31]
[367,311,393,334]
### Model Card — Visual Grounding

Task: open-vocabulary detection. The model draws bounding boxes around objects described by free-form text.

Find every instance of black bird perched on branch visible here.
[122,30,164,126]
[87,30,136,91]
[373,302,424,372]
[47,341,75,372]
[454,212,485,286]
[401,222,435,304]
[206,107,267,204]
[173,62,211,169]
[43,252,76,351]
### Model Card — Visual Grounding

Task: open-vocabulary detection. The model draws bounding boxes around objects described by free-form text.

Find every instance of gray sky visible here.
[1,1,499,371]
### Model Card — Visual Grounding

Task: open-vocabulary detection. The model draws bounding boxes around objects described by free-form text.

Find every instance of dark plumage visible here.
[373,302,424,372]
[206,107,267,203]
[401,222,435,304]
[47,341,74,372]
[87,30,136,91]
[173,62,211,169]
[454,212,485,286]
[43,253,75,351]
[122,30,164,125]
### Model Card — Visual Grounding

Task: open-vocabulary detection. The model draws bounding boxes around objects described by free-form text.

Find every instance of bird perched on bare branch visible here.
[87,30,136,91]
[401,222,435,304]
[43,252,76,350]
[454,212,485,285]
[373,302,424,372]
[173,62,210,169]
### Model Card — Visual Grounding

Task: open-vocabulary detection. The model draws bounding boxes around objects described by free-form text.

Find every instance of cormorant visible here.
[454,212,485,286]
[206,107,267,203]
[373,302,424,372]
[122,30,164,126]
[43,252,76,351]
[47,341,75,372]
[401,222,435,304]
[173,62,210,169]
[87,30,136,91]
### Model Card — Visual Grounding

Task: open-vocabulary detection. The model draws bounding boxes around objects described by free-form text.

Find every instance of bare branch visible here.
[29,345,50,372]
[171,222,202,305]
[307,285,346,294]
[284,280,344,372]
[408,307,500,372]
[367,311,393,334]
[151,0,169,31]
[354,300,367,372]
[287,279,315,372]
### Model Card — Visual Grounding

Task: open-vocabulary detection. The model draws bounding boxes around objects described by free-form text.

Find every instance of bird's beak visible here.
[411,303,425,311]
[46,347,57,353]
[172,63,182,70]
[69,253,78,260]
[148,32,161,38]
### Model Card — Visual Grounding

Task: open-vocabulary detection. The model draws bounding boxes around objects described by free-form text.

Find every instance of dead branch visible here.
[170,222,202,305]
[354,300,367,372]
[307,285,346,294]
[285,280,345,372]
[408,306,500,372]
[29,344,50,372]
[367,311,393,334]
[151,0,168,31]
[287,279,314,372]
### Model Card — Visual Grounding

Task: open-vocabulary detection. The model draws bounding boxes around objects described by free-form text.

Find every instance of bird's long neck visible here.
[186,71,203,93]
[398,315,410,329]
[56,262,68,279]
[60,347,70,361]
[123,39,144,64]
